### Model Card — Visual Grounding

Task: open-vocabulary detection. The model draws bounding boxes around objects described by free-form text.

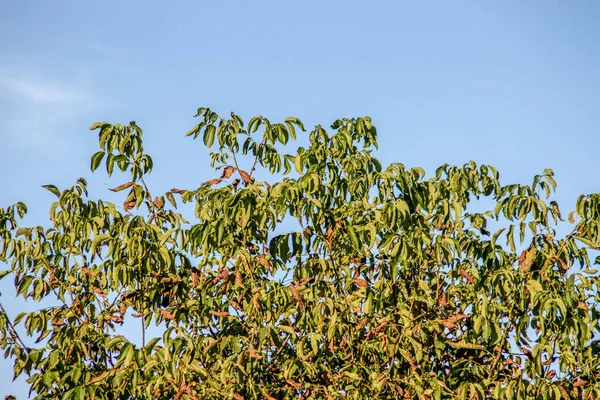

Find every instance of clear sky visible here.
[1,1,599,397]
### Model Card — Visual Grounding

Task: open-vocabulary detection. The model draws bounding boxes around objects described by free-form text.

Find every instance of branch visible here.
[0,301,30,354]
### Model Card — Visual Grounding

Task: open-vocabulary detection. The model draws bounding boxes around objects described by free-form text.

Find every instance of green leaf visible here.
[204,125,216,148]
[42,185,61,198]
[90,151,105,172]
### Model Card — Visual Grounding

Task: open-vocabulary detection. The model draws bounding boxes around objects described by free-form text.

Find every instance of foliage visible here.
[2,108,600,399]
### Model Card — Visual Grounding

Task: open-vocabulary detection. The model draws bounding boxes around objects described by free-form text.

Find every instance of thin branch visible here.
[249,127,269,179]
[0,301,30,354]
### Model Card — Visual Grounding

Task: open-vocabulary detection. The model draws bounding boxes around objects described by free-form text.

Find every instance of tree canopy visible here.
[2,108,600,399]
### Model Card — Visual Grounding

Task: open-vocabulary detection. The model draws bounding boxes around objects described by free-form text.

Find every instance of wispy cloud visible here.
[0,74,85,104]
[0,63,98,159]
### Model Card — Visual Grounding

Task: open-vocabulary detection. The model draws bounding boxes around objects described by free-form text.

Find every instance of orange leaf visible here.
[124,200,136,212]
[286,379,303,390]
[209,310,230,317]
[458,269,474,284]
[160,309,174,320]
[354,278,368,288]
[573,380,587,387]
[81,268,97,277]
[85,370,111,386]
[220,166,236,179]
[238,169,252,183]
[442,320,458,329]
[289,285,304,309]
[109,181,134,192]
[170,188,187,194]
[205,178,222,186]
[257,256,272,272]
[261,390,277,400]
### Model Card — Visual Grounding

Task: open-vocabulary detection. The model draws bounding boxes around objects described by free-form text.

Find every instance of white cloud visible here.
[0,63,87,104]
[0,75,85,103]
[0,64,97,158]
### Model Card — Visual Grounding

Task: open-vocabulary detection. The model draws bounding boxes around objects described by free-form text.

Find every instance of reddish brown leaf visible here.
[232,393,243,400]
[439,291,447,307]
[261,390,277,400]
[441,320,458,330]
[285,379,303,390]
[357,318,368,329]
[191,270,199,288]
[447,313,470,323]
[209,310,230,317]
[109,181,134,192]
[81,268,97,277]
[51,319,65,327]
[504,358,519,367]
[518,249,527,264]
[123,200,136,212]
[354,278,368,288]
[85,370,111,386]
[153,197,164,209]
[92,287,106,298]
[238,169,252,183]
[170,188,187,194]
[290,285,304,309]
[220,165,236,179]
[247,349,263,359]
[205,178,222,186]
[257,256,271,272]
[160,309,174,320]
[573,380,587,387]
[174,379,187,400]
[458,269,474,284]
[110,315,124,323]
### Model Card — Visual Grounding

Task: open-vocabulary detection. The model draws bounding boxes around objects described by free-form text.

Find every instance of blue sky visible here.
[1,1,599,397]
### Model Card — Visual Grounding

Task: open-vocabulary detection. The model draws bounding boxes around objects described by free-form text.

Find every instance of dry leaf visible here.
[261,390,277,400]
[205,178,222,186]
[220,165,236,179]
[439,291,447,307]
[209,310,230,317]
[170,188,187,194]
[160,309,174,320]
[238,169,252,183]
[290,285,304,309]
[124,200,136,212]
[81,268,97,277]
[153,197,164,209]
[109,181,134,192]
[458,269,474,284]
[257,256,271,272]
[285,379,303,390]
[85,370,111,386]
[354,278,368,288]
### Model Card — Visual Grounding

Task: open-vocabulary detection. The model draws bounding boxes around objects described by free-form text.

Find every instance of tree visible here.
[1,107,600,399]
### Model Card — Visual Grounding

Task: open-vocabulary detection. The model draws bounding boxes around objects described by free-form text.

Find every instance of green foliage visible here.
[2,108,600,399]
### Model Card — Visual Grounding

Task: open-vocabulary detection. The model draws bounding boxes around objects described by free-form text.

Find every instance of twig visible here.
[0,301,30,354]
